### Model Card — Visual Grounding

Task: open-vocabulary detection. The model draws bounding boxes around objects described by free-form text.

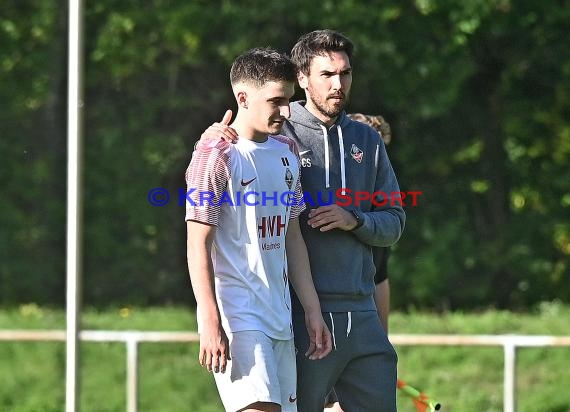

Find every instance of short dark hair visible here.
[291,29,354,75]
[230,47,296,88]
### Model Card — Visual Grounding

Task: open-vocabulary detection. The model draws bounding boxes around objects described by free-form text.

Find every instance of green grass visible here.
[1,303,569,411]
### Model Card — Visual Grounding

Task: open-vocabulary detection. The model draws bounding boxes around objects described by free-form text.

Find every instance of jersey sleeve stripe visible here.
[185,143,231,225]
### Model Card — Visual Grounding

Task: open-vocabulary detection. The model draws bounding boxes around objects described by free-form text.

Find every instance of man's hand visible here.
[307,204,359,232]
[304,309,333,360]
[198,318,230,374]
[200,109,238,144]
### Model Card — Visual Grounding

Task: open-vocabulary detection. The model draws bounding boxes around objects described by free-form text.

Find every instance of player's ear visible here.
[297,71,309,89]
[236,90,248,109]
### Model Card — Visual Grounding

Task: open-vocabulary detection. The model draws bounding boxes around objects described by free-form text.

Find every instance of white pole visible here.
[126,339,139,412]
[504,341,516,412]
[66,0,84,411]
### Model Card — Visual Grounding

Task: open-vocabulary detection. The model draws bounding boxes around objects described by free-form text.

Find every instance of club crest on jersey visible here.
[285,168,293,190]
[350,144,364,163]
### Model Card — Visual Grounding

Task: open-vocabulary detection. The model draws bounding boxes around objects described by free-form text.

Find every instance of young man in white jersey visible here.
[185,48,332,412]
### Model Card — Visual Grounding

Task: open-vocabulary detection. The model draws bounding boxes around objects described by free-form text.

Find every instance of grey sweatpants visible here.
[292,310,397,412]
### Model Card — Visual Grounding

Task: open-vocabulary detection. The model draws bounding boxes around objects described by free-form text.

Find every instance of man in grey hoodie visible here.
[200,30,405,412]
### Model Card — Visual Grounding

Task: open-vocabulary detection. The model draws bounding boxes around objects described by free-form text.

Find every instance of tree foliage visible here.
[1,0,568,309]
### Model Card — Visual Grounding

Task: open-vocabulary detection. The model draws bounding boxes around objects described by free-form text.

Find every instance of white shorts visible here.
[213,330,297,412]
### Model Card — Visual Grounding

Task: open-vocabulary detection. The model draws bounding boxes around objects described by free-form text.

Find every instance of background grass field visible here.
[1,303,568,412]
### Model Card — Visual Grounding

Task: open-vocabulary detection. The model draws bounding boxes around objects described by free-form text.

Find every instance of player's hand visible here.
[198,320,230,373]
[307,204,359,232]
[304,310,333,360]
[200,109,238,144]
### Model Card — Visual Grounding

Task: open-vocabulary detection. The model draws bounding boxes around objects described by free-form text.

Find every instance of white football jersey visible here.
[185,135,305,340]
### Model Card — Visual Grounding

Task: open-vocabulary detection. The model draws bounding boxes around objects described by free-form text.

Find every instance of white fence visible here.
[1,331,569,412]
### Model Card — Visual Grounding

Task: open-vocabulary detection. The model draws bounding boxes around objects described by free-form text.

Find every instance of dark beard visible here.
[314,100,343,119]
[308,87,348,120]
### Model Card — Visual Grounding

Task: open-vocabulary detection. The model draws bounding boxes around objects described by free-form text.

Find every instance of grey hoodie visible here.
[283,101,406,312]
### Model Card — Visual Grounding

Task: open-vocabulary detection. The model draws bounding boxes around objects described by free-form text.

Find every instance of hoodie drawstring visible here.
[337,125,346,195]
[320,124,347,192]
[320,125,331,188]
[329,312,352,350]
[328,312,337,350]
